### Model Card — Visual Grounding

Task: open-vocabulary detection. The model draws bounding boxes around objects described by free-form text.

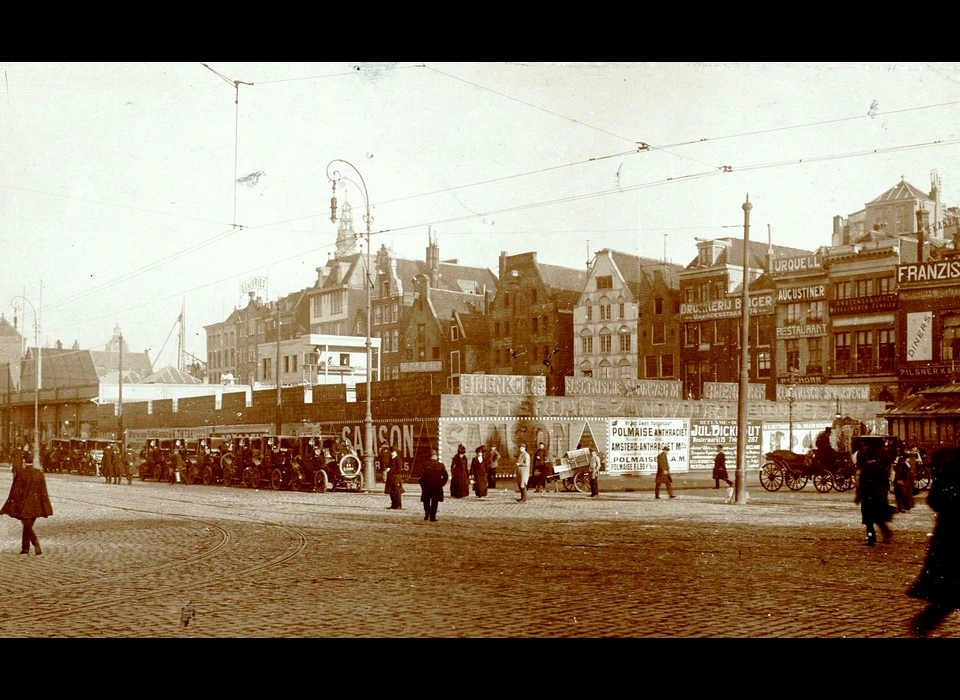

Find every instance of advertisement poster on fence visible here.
[762,422,824,455]
[689,419,763,471]
[606,418,690,474]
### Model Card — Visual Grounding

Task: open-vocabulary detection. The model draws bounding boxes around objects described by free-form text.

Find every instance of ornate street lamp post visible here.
[787,384,795,453]
[11,293,42,470]
[327,159,376,492]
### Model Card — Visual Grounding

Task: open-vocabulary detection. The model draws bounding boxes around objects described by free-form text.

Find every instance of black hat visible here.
[476,446,485,454]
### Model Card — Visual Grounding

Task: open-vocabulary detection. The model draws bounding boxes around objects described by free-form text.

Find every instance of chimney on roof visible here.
[426,227,440,287]
[56,340,62,350]
[499,251,508,280]
[315,265,326,287]
[917,209,929,263]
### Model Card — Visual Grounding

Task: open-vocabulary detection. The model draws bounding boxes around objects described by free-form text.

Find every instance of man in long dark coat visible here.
[419,449,448,522]
[1,462,53,555]
[102,443,115,484]
[384,446,404,510]
[471,446,488,498]
[855,442,893,546]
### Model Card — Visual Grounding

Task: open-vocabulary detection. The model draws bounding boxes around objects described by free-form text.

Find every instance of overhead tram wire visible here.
[253,63,425,85]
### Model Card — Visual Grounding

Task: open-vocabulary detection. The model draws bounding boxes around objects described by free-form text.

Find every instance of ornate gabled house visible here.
[402,273,490,393]
[375,230,496,382]
[490,251,588,395]
[574,248,683,381]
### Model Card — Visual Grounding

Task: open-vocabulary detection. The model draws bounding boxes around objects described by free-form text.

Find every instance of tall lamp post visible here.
[327,158,376,492]
[786,384,795,453]
[11,294,41,470]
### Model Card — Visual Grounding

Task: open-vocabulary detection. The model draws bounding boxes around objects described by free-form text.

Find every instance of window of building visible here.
[581,334,594,354]
[392,329,399,353]
[597,275,613,290]
[599,359,612,379]
[856,330,873,371]
[645,355,659,378]
[543,346,550,362]
[786,339,800,373]
[757,351,771,378]
[532,317,538,334]
[450,350,461,376]
[685,323,699,346]
[432,347,440,360]
[684,288,695,304]
[375,306,382,325]
[600,330,612,354]
[654,297,663,315]
[835,332,851,372]
[619,331,631,353]
[542,316,549,331]
[700,320,714,344]
[653,321,666,345]
[586,305,592,322]
[312,296,321,319]
[284,355,290,373]
[451,325,460,341]
[808,300,825,323]
[262,357,271,380]
[834,280,853,300]
[856,279,874,297]
[531,288,538,303]
[618,359,632,378]
[619,302,625,319]
[331,290,343,314]
[943,316,960,361]
[807,337,823,373]
[661,353,674,377]
[786,303,803,324]
[879,328,896,369]
[879,276,895,294]
[599,296,611,321]
[505,320,510,336]
[504,292,510,308]
[494,321,500,337]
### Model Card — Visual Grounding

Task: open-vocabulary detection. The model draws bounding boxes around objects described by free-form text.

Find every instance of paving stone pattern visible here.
[0,469,951,637]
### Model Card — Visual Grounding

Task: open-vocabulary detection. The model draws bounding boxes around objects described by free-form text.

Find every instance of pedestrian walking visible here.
[418,449,448,522]
[169,441,185,484]
[655,445,675,499]
[119,443,132,485]
[532,441,548,492]
[471,446,488,498]
[384,446,404,510]
[908,446,960,636]
[450,443,470,498]
[1,459,53,555]
[893,447,916,513]
[101,442,115,484]
[855,442,894,546]
[515,444,530,503]
[487,445,500,491]
[713,444,732,489]
[11,441,23,475]
[588,447,601,497]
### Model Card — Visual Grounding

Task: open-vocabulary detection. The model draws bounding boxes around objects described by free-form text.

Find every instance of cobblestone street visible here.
[0,469,951,638]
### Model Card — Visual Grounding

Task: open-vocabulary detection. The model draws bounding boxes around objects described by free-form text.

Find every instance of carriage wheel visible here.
[221,465,235,486]
[812,471,834,493]
[574,471,591,493]
[784,470,808,491]
[202,465,215,486]
[915,466,932,492]
[315,470,329,493]
[244,467,259,489]
[353,473,365,492]
[270,468,284,491]
[833,471,855,492]
[759,462,784,491]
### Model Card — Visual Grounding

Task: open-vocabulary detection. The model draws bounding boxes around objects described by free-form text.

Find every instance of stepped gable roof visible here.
[142,365,202,384]
[869,177,932,205]
[0,314,21,338]
[605,249,684,311]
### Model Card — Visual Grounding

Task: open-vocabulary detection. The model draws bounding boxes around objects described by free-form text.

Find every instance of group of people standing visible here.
[100,443,132,485]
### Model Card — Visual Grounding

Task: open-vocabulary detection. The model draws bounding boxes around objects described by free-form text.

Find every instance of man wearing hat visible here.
[656,444,675,499]
[471,445,489,498]
[418,449,448,522]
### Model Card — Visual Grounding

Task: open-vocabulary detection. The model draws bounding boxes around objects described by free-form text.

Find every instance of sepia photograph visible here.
[1,61,959,637]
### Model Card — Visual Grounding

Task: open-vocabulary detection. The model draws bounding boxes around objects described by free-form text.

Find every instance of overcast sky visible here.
[3,62,960,369]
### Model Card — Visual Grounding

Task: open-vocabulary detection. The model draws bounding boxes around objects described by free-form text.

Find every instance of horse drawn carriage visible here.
[759,448,857,493]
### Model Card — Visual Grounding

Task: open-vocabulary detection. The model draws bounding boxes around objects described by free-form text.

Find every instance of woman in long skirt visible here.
[450,443,470,498]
